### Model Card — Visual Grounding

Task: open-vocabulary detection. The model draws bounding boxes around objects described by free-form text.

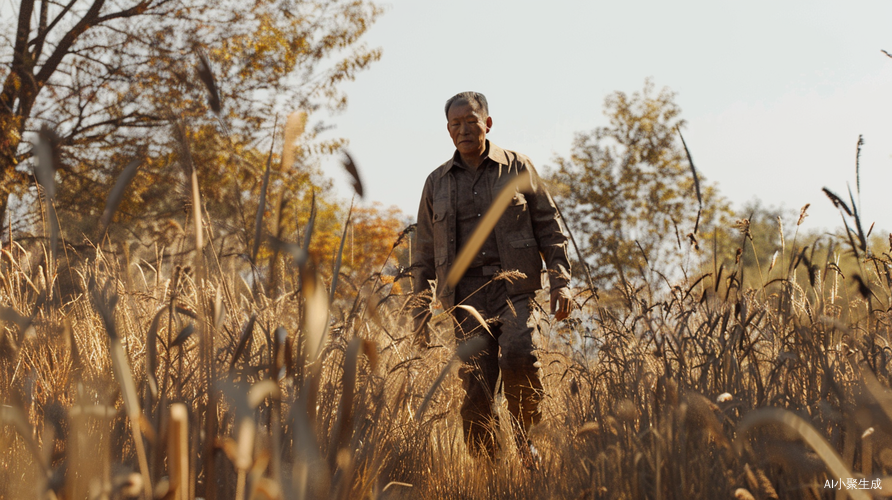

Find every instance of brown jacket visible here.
[412,141,571,329]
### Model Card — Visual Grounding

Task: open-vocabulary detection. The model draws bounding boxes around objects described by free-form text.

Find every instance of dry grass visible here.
[4,121,892,499]
[2,213,892,500]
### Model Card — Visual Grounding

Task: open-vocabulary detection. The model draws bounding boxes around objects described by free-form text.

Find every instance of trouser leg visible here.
[457,333,500,458]
[454,278,544,458]
[453,277,500,458]
[497,293,543,446]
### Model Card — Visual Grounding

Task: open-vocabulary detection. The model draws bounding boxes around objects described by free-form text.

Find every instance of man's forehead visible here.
[448,100,485,118]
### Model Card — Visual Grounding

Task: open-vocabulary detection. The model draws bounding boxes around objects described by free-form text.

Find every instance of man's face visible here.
[447,100,492,158]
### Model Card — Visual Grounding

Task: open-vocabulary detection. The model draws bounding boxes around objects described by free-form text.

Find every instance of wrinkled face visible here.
[446,100,492,158]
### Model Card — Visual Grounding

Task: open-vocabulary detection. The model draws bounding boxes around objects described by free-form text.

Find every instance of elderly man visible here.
[412,91,573,461]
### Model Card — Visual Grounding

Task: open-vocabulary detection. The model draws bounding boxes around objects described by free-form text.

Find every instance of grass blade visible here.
[414,335,486,422]
[676,124,702,234]
[678,125,702,208]
[822,187,852,216]
[846,183,867,251]
[453,304,491,335]
[99,158,142,239]
[269,236,308,268]
[855,134,863,208]
[341,151,364,197]
[735,408,870,500]
[144,306,168,400]
[174,120,204,255]
[170,323,196,347]
[302,191,316,253]
[252,139,276,264]
[330,198,354,303]
[89,280,153,499]
[167,403,189,500]
[328,337,366,467]
[229,313,258,373]
[301,264,329,362]
[196,49,221,114]
[35,126,60,268]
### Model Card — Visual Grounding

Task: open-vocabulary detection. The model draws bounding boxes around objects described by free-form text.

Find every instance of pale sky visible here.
[320,0,892,236]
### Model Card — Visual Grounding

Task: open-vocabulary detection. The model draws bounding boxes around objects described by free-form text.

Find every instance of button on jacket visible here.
[412,141,571,329]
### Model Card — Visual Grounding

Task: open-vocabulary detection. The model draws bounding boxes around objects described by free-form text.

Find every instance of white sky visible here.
[320,0,892,236]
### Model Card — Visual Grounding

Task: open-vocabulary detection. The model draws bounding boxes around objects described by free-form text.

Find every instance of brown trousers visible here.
[453,276,543,458]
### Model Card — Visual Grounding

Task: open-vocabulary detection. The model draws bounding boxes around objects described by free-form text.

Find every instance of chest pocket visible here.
[432,198,449,263]
[432,198,448,223]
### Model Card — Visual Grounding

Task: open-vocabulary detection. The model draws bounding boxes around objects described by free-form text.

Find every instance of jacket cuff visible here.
[547,264,571,291]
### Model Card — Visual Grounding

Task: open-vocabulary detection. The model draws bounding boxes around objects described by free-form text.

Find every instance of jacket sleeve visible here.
[523,160,572,291]
[411,175,436,332]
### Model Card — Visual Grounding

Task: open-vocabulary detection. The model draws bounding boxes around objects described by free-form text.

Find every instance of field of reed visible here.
[3,120,892,500]
[3,188,892,500]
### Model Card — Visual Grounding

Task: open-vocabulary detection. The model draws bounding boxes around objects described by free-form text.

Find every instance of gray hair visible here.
[444,91,489,118]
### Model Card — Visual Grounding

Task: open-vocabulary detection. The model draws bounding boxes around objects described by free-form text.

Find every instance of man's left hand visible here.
[550,287,574,321]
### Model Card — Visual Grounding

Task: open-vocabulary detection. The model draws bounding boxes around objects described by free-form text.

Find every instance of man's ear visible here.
[485,116,493,133]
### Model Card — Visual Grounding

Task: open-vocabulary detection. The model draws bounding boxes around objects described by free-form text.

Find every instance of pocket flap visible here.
[509,238,537,249]
[432,199,448,222]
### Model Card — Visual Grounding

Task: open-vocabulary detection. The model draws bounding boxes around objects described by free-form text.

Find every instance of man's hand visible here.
[550,287,573,321]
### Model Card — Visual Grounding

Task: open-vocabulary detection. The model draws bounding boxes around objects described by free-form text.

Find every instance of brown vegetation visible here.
[3,165,892,499]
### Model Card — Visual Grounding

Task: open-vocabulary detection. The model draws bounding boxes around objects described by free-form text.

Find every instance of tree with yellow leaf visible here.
[335,203,409,295]
[548,80,733,289]
[0,0,382,237]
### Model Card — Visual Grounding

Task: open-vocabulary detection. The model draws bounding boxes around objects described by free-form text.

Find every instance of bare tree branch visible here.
[35,0,108,86]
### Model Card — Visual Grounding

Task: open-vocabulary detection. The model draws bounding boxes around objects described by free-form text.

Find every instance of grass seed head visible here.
[798,203,810,225]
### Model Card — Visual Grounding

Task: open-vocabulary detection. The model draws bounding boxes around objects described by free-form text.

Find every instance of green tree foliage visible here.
[547,80,732,289]
[0,0,382,234]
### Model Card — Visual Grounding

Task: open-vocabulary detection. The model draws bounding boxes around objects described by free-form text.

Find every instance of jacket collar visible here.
[438,140,509,178]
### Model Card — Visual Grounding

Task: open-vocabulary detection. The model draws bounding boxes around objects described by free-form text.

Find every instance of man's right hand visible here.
[550,286,574,321]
